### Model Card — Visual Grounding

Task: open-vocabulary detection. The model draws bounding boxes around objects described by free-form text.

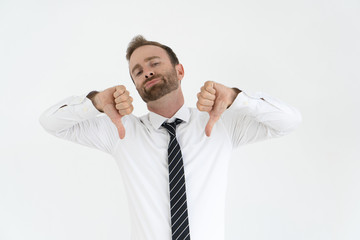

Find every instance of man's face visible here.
[129,45,181,103]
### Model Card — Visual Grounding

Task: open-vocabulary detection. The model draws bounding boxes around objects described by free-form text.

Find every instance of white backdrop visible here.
[1,0,359,239]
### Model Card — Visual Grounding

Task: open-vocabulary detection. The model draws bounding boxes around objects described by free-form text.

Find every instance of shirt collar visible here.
[148,104,190,130]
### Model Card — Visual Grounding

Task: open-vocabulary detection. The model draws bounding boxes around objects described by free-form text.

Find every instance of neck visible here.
[147,88,184,118]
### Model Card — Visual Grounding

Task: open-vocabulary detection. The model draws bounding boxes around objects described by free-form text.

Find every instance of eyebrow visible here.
[131,56,160,75]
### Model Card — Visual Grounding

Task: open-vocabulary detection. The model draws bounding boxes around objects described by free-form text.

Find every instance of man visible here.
[40,35,301,240]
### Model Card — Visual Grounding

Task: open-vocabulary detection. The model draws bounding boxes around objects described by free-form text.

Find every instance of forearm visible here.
[39,94,101,135]
[39,93,119,153]
[223,91,302,147]
[230,91,302,134]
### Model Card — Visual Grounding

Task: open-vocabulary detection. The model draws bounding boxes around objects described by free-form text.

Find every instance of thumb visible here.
[103,104,126,139]
[205,115,217,137]
[205,100,227,137]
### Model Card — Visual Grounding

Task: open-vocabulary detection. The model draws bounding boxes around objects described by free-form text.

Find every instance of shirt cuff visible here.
[228,91,263,111]
[59,94,102,119]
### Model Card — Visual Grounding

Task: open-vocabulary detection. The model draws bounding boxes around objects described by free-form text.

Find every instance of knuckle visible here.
[197,104,209,112]
[119,108,126,114]
[119,94,129,101]
[116,85,126,94]
[204,80,213,87]
[205,85,212,92]
[201,91,210,98]
[198,98,205,104]
[118,103,126,110]
[119,95,126,101]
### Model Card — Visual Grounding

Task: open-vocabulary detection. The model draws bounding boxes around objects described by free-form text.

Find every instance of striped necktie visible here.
[162,119,191,240]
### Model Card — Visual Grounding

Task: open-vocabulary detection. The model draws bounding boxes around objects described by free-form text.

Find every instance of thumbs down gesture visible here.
[90,85,133,139]
[196,81,241,137]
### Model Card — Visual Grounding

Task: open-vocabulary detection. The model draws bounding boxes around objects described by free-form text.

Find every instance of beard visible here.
[137,68,179,103]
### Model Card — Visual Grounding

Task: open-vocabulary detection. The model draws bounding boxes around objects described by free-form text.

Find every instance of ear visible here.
[175,64,185,81]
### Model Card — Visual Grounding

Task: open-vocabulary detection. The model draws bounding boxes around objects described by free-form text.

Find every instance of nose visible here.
[145,71,154,79]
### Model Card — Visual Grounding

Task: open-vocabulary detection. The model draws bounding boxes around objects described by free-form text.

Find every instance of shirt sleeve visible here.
[39,94,119,154]
[221,91,302,149]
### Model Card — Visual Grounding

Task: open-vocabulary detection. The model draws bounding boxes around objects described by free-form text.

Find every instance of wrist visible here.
[227,87,241,108]
[86,91,99,100]
[86,91,103,112]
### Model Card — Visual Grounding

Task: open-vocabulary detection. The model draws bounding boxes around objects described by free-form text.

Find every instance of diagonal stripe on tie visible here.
[162,119,191,240]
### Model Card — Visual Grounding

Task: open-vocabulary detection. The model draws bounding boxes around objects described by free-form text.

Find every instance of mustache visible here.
[144,74,164,85]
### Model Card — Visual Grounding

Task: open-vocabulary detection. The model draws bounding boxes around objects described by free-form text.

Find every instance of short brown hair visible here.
[126,35,179,66]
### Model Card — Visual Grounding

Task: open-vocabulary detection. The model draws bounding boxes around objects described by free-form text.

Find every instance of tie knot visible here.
[162,118,182,136]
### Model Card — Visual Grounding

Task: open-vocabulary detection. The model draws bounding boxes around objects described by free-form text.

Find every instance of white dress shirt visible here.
[39,91,301,240]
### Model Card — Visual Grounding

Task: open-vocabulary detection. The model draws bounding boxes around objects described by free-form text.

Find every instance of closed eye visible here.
[136,70,143,76]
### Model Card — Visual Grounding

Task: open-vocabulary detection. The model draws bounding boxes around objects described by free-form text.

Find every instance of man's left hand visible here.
[196,81,241,137]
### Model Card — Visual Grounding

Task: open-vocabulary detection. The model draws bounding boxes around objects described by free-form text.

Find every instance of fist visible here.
[196,81,216,112]
[113,85,134,116]
[196,81,240,137]
[92,85,134,139]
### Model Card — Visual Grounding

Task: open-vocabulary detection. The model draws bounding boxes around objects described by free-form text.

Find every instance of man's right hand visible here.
[89,85,133,139]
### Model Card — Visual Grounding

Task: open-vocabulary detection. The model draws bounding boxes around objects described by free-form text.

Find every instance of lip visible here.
[145,78,161,89]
